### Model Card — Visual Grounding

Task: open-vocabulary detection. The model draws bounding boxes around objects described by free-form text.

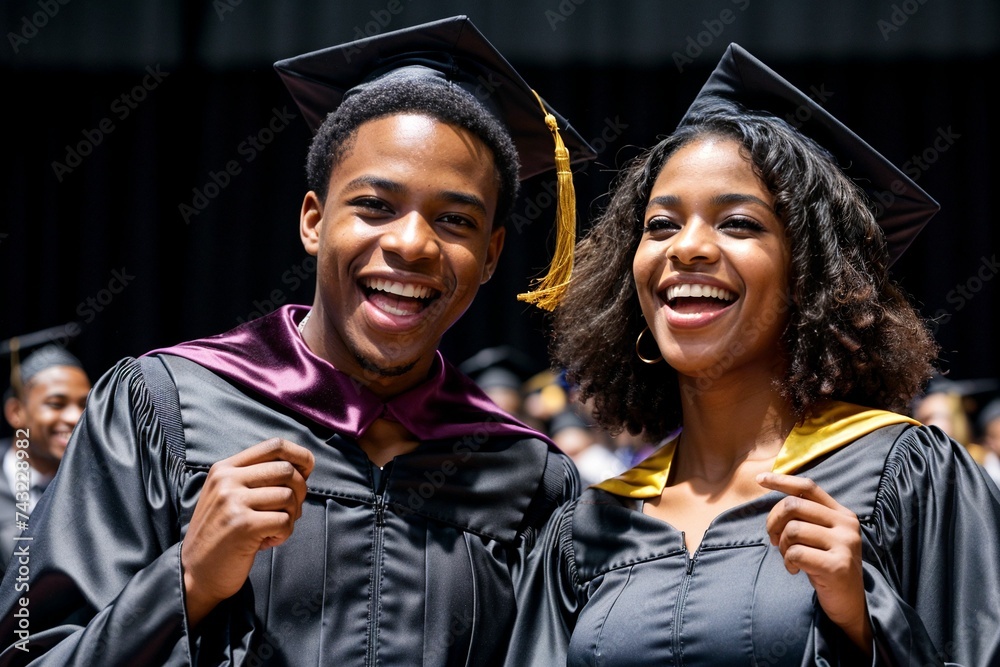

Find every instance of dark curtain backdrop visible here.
[3,0,998,404]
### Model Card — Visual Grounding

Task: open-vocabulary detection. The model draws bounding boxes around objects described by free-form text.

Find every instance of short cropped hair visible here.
[305,77,520,228]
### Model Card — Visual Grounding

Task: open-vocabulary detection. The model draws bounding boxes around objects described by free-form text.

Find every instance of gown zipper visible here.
[367,465,390,667]
[673,531,696,664]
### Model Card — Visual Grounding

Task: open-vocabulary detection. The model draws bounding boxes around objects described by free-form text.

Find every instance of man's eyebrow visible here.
[438,190,488,217]
[343,175,488,217]
[342,175,405,194]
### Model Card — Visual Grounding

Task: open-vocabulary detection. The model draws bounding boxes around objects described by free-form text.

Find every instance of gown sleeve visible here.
[814,424,1000,666]
[504,493,582,667]
[0,357,252,666]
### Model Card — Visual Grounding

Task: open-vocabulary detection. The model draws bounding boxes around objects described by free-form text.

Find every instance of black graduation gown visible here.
[505,407,1000,666]
[0,353,578,666]
[0,439,21,578]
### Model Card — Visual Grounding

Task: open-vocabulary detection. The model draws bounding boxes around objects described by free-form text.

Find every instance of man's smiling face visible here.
[300,113,505,398]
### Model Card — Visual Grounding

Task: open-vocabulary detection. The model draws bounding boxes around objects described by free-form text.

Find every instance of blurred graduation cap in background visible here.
[458,345,543,421]
[548,403,593,438]
[274,14,599,310]
[924,374,1000,418]
[679,43,940,265]
[923,374,1000,401]
[977,397,1000,435]
[458,345,538,394]
[1,323,85,401]
[913,373,1000,447]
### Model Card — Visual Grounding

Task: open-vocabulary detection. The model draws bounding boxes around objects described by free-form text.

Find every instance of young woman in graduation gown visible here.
[505,44,1000,667]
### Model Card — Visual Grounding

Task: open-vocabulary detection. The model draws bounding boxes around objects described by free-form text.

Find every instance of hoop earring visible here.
[635,326,663,364]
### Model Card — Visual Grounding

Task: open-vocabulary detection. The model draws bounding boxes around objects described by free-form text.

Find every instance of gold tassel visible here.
[517,90,579,312]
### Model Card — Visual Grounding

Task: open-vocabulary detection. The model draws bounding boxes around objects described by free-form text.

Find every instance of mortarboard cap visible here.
[549,405,592,437]
[924,374,1000,399]
[679,43,939,265]
[458,345,539,392]
[978,397,1000,433]
[14,345,85,386]
[274,15,599,310]
[915,374,1000,441]
[1,324,85,400]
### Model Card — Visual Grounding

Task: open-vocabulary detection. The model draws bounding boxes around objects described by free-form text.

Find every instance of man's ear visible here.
[481,226,506,284]
[300,191,323,256]
[4,396,26,429]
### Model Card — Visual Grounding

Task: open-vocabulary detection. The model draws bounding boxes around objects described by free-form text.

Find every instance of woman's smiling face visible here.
[632,136,792,381]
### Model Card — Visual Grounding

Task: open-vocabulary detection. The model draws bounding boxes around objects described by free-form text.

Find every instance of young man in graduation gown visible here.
[0,16,596,665]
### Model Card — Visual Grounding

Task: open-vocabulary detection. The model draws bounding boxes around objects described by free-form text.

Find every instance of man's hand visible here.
[181,437,315,627]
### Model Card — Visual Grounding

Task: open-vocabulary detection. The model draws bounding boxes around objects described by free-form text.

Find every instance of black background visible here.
[3,0,998,402]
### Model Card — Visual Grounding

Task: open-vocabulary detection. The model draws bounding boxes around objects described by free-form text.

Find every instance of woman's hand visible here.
[756,472,872,656]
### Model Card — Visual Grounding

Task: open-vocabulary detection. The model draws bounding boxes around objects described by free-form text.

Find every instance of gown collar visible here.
[594,401,919,498]
[145,304,554,445]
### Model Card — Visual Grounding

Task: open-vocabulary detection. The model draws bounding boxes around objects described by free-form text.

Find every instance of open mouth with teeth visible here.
[665,283,737,314]
[362,277,441,317]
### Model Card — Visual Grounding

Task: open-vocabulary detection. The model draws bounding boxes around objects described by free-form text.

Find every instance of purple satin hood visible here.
[145,304,553,445]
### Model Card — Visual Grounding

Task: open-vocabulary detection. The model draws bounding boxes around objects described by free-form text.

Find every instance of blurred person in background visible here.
[549,403,626,487]
[910,375,998,465]
[0,342,91,576]
[977,397,1000,487]
[458,345,541,430]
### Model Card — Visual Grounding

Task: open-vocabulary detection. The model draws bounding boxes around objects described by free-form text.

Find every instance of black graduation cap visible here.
[549,405,593,437]
[458,345,539,393]
[924,374,1000,399]
[274,15,596,180]
[918,374,1000,438]
[978,397,1000,433]
[1,324,85,400]
[273,15,599,310]
[679,43,940,265]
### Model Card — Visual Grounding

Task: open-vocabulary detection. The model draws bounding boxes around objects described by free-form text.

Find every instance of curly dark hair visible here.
[551,98,939,442]
[304,76,520,227]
